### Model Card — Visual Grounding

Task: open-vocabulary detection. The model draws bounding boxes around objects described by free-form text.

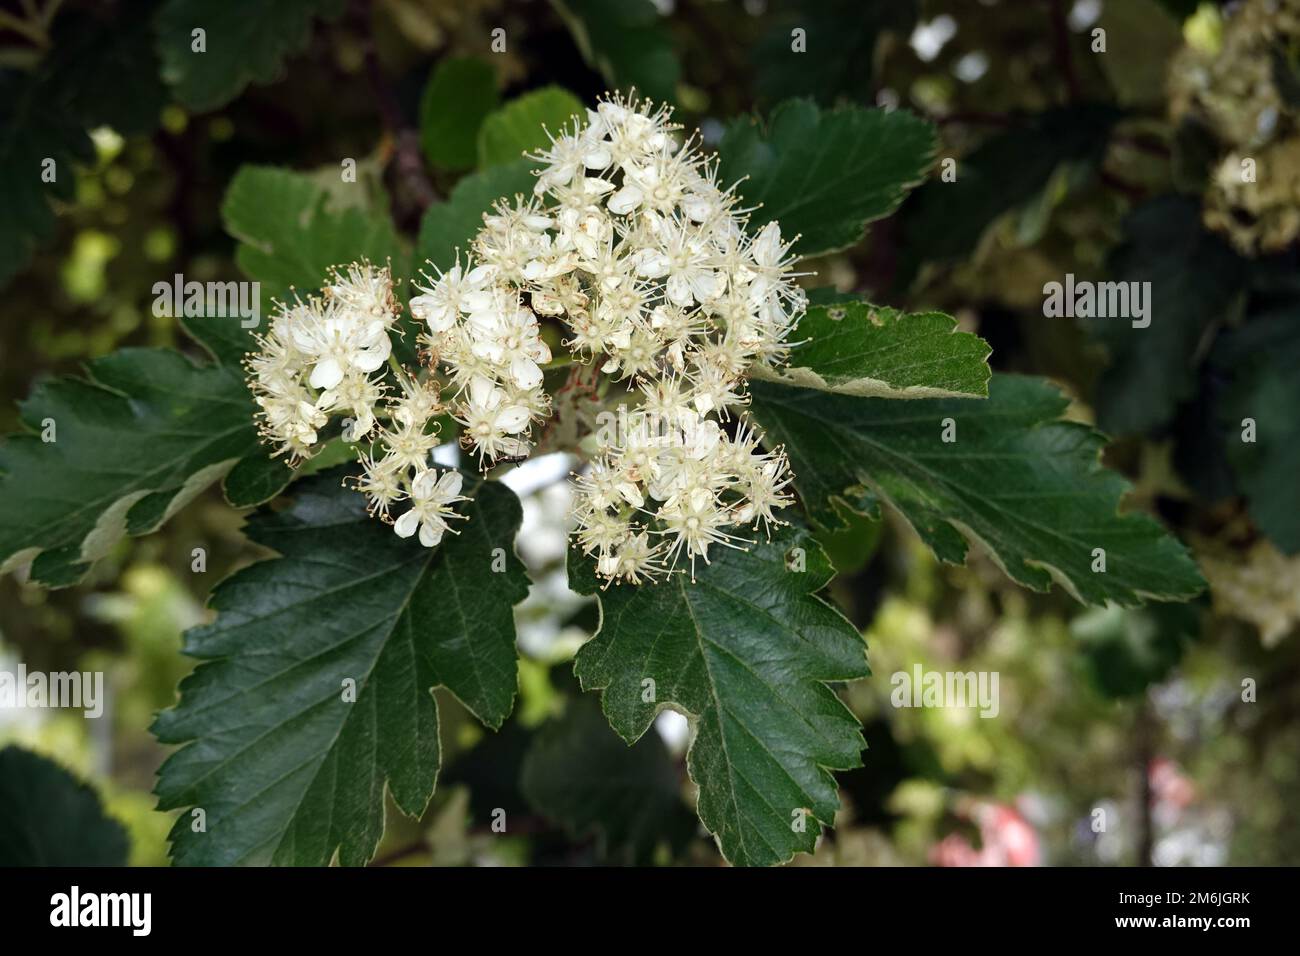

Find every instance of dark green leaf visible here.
[902,106,1120,266]
[750,375,1206,606]
[570,526,869,867]
[1072,603,1200,698]
[155,0,346,111]
[153,469,529,865]
[522,696,695,864]
[419,57,499,172]
[0,747,130,866]
[550,0,680,104]
[719,99,936,258]
[1214,309,1300,553]
[0,12,165,286]
[1087,196,1243,435]
[753,0,917,106]
[0,349,260,586]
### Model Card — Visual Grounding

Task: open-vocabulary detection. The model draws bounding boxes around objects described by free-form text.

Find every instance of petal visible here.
[510,356,544,389]
[411,469,438,498]
[419,520,445,548]
[607,185,643,215]
[496,405,530,432]
[309,358,344,390]
[436,470,464,497]
[393,510,419,538]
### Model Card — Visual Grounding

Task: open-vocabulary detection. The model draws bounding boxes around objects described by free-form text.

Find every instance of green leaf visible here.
[419,57,499,172]
[0,348,260,586]
[1097,0,1185,107]
[719,99,936,258]
[550,0,680,104]
[1071,603,1200,699]
[478,86,583,168]
[416,160,536,271]
[1087,196,1243,435]
[753,0,918,106]
[1215,308,1300,553]
[155,0,346,111]
[749,375,1206,607]
[521,697,695,864]
[223,448,295,508]
[153,469,529,865]
[902,105,1120,266]
[0,747,130,866]
[570,526,869,867]
[211,165,409,363]
[754,301,991,398]
[0,12,164,287]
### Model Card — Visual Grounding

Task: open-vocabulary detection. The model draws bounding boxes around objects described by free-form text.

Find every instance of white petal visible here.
[468,375,501,408]
[496,405,530,432]
[461,290,496,313]
[436,471,464,497]
[510,356,544,389]
[607,185,643,215]
[419,520,445,548]
[393,510,419,538]
[309,357,344,390]
[411,469,438,498]
[666,274,692,306]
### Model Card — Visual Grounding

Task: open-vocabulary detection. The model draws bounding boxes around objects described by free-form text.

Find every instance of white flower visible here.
[391,94,806,583]
[458,376,532,462]
[393,469,469,547]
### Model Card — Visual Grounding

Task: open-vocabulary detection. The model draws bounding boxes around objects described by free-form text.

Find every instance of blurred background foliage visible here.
[2,0,1299,866]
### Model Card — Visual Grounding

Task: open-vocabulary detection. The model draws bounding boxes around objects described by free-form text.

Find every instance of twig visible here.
[353,0,437,216]
[1046,0,1082,103]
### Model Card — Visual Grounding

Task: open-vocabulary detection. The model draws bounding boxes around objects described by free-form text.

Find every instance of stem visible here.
[1046,0,1082,103]
[1135,697,1155,867]
[352,0,437,218]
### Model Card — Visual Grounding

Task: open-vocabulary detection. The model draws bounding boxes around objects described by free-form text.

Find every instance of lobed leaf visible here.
[570,526,869,867]
[155,0,346,112]
[719,99,936,258]
[749,375,1206,606]
[754,301,991,399]
[0,746,130,866]
[153,469,529,865]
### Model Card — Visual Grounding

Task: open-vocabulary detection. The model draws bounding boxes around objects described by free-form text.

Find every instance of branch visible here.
[1046,0,1082,103]
[353,0,437,217]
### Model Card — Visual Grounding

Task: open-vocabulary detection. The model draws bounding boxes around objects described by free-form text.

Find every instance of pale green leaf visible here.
[754,301,991,398]
[478,86,583,168]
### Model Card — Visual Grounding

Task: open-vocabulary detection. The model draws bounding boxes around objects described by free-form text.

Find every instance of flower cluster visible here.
[1169,0,1300,252]
[247,96,805,583]
[247,263,400,463]
[408,94,802,582]
[247,262,469,549]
